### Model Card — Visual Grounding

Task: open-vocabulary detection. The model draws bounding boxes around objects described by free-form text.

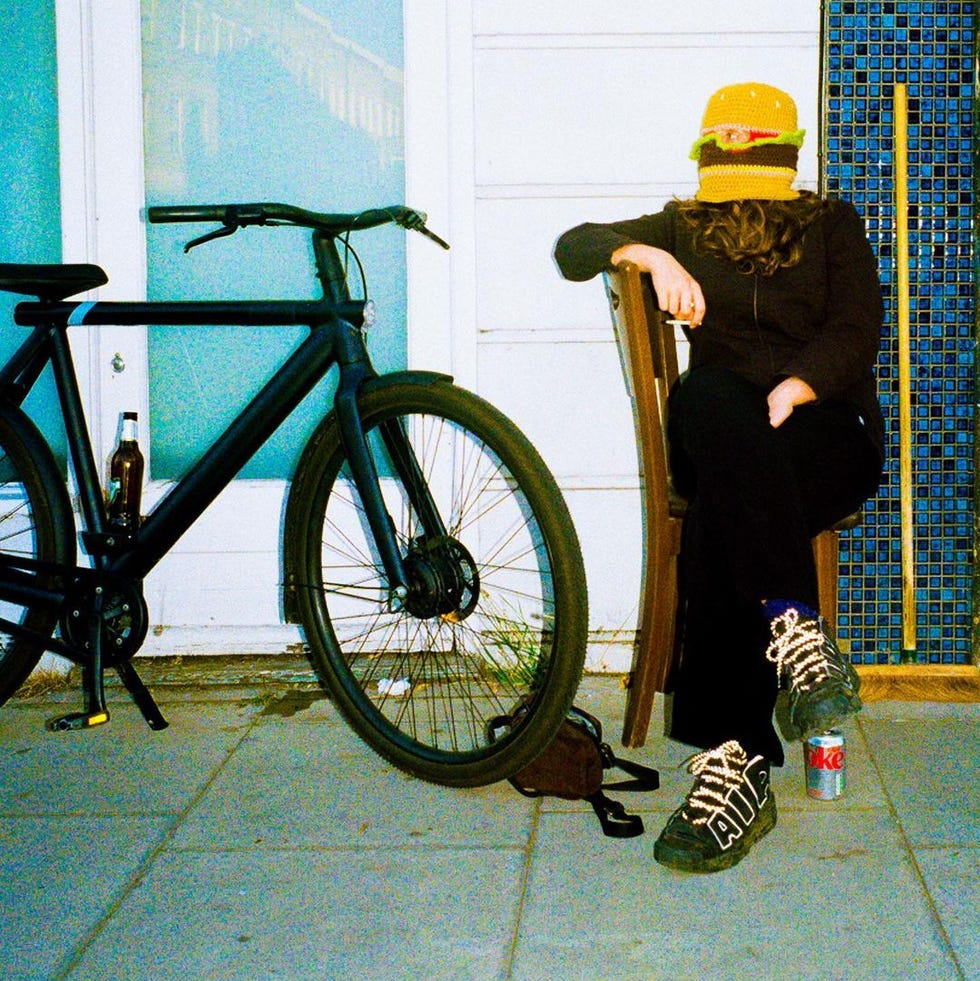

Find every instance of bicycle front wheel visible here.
[0,408,75,704]
[290,380,588,786]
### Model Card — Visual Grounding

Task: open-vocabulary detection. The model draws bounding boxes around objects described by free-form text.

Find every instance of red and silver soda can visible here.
[804,730,846,800]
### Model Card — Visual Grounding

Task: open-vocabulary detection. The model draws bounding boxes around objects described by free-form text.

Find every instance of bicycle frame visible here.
[0,227,448,728]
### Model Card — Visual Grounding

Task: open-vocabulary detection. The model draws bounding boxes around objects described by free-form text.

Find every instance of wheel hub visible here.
[401,535,479,621]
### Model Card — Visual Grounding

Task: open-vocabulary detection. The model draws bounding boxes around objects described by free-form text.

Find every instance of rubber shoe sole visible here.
[792,687,863,742]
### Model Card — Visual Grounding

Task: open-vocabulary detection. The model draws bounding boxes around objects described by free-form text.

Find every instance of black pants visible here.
[666,365,882,765]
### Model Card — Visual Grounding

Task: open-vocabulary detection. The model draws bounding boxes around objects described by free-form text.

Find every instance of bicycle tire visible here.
[289,379,588,787]
[0,408,75,704]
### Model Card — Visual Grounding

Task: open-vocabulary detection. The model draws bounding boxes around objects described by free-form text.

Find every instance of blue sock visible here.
[761,598,819,622]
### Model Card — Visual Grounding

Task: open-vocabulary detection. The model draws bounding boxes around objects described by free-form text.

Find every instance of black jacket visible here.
[554,199,885,461]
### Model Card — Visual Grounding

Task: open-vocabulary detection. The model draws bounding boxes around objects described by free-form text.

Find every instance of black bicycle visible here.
[0,202,587,787]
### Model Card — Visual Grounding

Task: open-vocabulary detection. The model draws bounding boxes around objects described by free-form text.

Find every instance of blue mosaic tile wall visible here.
[822,1,975,664]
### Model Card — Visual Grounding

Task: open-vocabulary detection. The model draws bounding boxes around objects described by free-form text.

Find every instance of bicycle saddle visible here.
[0,263,108,301]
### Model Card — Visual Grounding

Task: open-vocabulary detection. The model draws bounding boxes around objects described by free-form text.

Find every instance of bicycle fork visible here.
[332,339,452,614]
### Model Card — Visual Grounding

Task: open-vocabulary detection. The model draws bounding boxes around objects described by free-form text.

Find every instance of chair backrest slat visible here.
[605,261,677,523]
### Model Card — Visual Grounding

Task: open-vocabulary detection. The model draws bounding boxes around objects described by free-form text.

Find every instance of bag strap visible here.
[599,743,660,793]
[488,712,660,838]
[588,744,659,838]
[586,790,645,838]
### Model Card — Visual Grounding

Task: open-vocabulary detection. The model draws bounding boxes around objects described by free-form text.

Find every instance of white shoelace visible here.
[681,740,749,826]
[765,607,838,692]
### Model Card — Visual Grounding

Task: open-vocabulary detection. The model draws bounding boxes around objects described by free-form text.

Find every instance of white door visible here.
[399,2,822,670]
[55,0,428,653]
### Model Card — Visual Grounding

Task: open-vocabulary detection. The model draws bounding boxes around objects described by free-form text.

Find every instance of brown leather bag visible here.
[489,703,660,838]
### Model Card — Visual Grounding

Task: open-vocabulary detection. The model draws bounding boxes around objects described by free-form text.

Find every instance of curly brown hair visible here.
[677,191,830,276]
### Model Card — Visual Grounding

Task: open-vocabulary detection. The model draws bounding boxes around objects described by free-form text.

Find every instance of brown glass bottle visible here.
[106,411,144,529]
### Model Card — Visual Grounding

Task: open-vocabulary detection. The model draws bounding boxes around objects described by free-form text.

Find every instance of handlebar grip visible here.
[346,206,415,230]
[147,205,231,224]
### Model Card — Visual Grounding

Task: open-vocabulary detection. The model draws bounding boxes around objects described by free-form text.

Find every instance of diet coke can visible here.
[804,730,846,800]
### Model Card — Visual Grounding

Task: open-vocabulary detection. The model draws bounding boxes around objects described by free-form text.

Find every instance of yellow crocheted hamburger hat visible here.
[690,82,805,202]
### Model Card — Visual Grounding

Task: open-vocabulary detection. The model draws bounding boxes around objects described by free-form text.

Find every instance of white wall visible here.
[419,1,822,670]
[55,1,822,664]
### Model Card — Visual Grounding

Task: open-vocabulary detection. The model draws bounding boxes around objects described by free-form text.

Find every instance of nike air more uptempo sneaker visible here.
[654,740,776,873]
[764,601,862,740]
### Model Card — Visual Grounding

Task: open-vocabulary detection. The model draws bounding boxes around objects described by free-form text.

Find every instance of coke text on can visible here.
[804,730,845,801]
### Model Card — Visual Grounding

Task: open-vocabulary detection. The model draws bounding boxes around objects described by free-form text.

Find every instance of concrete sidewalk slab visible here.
[859,717,980,846]
[0,666,976,981]
[0,816,173,981]
[513,810,960,981]
[170,709,537,851]
[0,700,258,814]
[64,848,527,981]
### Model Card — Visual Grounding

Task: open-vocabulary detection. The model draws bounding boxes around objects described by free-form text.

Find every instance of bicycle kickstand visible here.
[47,591,169,732]
[47,591,112,732]
[115,660,169,731]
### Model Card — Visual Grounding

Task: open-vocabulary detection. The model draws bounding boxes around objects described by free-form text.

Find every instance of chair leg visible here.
[622,576,661,747]
[813,529,840,633]
[622,531,679,748]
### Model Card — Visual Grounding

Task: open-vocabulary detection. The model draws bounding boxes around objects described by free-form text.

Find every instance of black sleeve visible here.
[781,200,883,400]
[553,207,675,282]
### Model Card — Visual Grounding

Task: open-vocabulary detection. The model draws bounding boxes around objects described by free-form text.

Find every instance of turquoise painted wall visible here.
[0,0,64,457]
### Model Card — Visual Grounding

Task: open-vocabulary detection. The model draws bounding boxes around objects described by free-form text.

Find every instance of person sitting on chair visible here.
[553,81,884,873]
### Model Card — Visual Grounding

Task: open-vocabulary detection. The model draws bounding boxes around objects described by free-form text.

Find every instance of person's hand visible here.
[610,244,705,327]
[767,376,817,427]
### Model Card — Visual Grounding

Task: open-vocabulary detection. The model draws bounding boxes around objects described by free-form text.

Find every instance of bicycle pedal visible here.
[46,710,110,732]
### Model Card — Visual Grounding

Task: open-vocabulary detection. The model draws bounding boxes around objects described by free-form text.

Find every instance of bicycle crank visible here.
[61,577,149,665]
[49,576,168,733]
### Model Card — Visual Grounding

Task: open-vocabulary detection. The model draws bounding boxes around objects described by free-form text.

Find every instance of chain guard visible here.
[60,576,149,665]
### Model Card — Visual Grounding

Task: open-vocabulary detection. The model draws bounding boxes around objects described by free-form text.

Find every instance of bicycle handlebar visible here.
[146,202,450,250]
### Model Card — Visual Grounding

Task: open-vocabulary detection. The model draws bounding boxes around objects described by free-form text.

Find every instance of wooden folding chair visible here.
[605,261,860,748]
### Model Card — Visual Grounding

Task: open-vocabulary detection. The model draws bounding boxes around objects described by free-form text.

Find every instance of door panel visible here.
[141,0,407,479]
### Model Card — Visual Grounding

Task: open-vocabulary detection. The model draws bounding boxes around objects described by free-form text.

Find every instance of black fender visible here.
[0,403,77,611]
[281,369,452,623]
[0,404,75,560]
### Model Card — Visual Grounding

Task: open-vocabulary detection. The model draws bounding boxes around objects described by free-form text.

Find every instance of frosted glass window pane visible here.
[141,1,406,478]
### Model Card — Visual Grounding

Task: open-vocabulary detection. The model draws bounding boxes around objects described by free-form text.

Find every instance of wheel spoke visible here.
[297,384,585,786]
[0,416,73,704]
